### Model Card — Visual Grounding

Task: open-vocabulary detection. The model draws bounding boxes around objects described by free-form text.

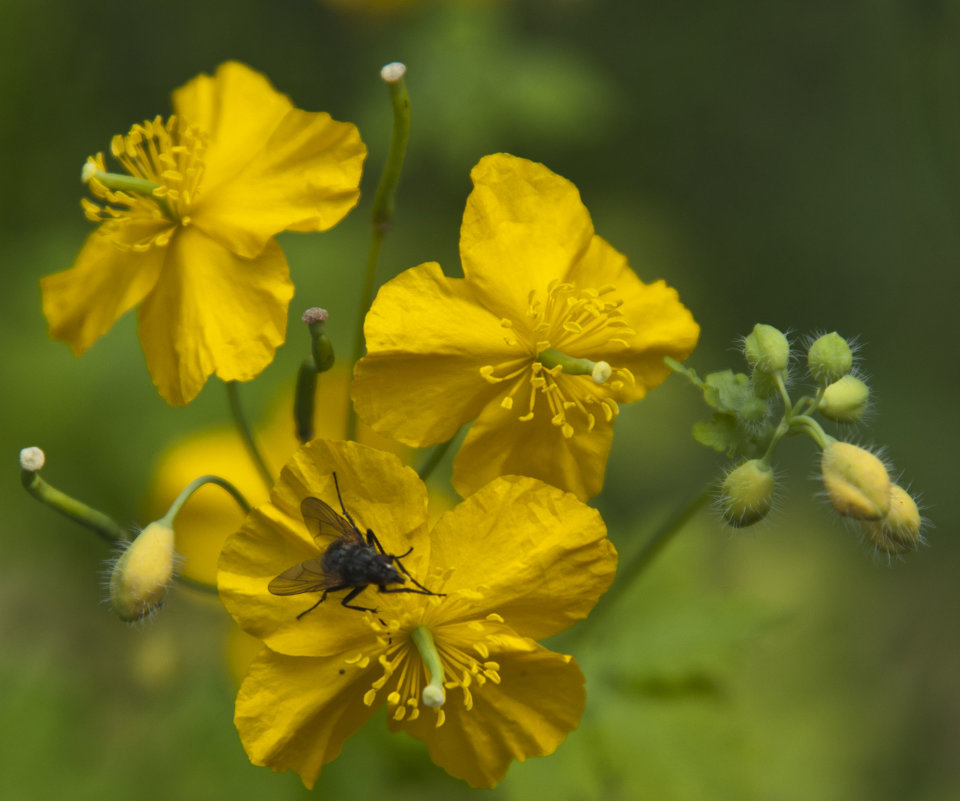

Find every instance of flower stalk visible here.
[347,63,411,441]
[19,447,129,544]
[225,380,274,491]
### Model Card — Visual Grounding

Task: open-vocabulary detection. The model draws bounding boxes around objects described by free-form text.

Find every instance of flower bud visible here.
[109,521,176,622]
[720,459,776,527]
[807,332,853,384]
[821,442,890,520]
[744,324,789,374]
[738,395,770,427]
[860,485,922,554]
[751,368,780,400]
[819,375,870,423]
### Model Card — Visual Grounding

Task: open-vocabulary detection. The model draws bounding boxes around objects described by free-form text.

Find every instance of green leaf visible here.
[693,415,740,454]
[703,370,754,413]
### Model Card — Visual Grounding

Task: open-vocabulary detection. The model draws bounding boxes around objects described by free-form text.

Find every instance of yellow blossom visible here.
[147,369,398,588]
[218,439,617,788]
[42,61,366,405]
[352,153,699,499]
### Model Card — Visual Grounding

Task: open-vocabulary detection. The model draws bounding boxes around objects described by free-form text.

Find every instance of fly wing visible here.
[300,496,360,546]
[268,557,338,596]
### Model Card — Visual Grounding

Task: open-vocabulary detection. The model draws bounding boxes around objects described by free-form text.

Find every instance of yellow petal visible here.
[453,393,614,501]
[460,153,594,320]
[391,635,586,788]
[171,62,294,196]
[567,235,700,402]
[235,646,378,789]
[41,228,166,355]
[426,476,616,639]
[173,61,365,259]
[219,440,430,657]
[352,262,513,446]
[192,107,365,259]
[136,227,293,405]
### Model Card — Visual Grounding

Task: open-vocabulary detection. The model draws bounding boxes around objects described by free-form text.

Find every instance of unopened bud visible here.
[720,459,776,527]
[381,62,407,84]
[302,307,335,372]
[821,442,890,520]
[744,324,789,374]
[19,446,45,472]
[819,375,869,423]
[808,332,853,384]
[751,369,780,400]
[109,521,176,622]
[860,484,922,554]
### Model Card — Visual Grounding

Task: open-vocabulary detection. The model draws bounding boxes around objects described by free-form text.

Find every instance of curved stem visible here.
[588,488,711,630]
[162,474,251,525]
[225,380,273,491]
[21,468,129,545]
[417,437,456,483]
[346,68,411,442]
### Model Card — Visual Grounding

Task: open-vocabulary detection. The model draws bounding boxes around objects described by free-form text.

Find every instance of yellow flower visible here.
[352,153,699,499]
[42,62,366,405]
[147,369,398,588]
[218,439,616,788]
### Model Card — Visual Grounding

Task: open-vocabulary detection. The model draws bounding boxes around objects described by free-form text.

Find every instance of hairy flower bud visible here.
[821,442,890,520]
[109,521,176,622]
[808,332,853,384]
[720,459,776,527]
[744,324,789,374]
[860,484,922,554]
[819,375,870,423]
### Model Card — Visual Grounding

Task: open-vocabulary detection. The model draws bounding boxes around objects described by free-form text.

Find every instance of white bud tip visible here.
[380,62,406,84]
[301,307,329,325]
[421,684,445,708]
[592,361,612,384]
[19,447,45,472]
[81,161,98,183]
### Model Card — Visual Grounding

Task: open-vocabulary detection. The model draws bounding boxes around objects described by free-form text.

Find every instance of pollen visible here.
[83,115,207,251]
[476,280,636,439]
[352,609,507,730]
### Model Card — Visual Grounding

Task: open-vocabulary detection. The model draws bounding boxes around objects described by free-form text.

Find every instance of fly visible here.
[268,472,444,620]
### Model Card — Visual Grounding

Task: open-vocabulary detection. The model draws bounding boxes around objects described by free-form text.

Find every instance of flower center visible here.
[347,607,503,728]
[480,280,637,437]
[81,115,206,251]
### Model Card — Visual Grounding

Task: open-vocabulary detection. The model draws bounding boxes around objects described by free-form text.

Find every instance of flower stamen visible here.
[82,115,207,252]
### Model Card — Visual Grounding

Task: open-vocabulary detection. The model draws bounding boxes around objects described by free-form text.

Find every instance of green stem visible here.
[161,474,251,525]
[774,372,793,415]
[790,414,832,449]
[346,65,411,442]
[418,437,456,483]
[589,489,711,628]
[225,381,273,491]
[294,358,318,444]
[21,469,129,545]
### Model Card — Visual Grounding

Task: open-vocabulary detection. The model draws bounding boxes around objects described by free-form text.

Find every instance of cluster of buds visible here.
[671,325,925,554]
[820,442,922,554]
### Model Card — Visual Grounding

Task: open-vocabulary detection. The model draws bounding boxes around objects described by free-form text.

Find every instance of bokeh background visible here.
[2,1,958,799]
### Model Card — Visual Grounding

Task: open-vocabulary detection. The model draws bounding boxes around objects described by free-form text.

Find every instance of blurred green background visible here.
[2,1,958,799]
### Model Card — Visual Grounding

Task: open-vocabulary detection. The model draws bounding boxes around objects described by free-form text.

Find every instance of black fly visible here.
[268,473,444,620]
